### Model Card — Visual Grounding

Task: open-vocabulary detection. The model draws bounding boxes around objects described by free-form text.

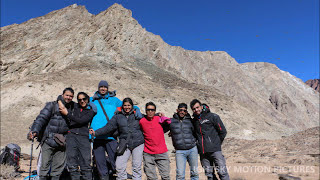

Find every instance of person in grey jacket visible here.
[28,87,75,180]
[90,97,144,180]
[169,103,199,180]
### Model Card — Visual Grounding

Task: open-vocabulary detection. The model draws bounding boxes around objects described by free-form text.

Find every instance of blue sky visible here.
[1,0,319,81]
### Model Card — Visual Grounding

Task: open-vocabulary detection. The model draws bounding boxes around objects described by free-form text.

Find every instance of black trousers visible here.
[92,139,117,178]
[66,133,92,180]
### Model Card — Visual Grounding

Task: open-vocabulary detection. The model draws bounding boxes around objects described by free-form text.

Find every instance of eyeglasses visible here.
[178,109,187,112]
[146,109,156,112]
[78,98,88,102]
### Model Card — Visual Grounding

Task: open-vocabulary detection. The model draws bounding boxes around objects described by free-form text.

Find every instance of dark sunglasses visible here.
[78,98,88,102]
[146,109,156,112]
[178,109,187,112]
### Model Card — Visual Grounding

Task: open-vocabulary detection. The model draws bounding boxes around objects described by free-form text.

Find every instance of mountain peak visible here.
[96,3,132,19]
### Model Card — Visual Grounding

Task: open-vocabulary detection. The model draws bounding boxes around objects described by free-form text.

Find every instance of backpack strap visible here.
[97,99,110,121]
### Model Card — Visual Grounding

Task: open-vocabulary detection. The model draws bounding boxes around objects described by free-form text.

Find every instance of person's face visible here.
[177,107,187,118]
[123,102,133,113]
[63,91,74,104]
[146,105,156,118]
[192,103,202,115]
[98,86,108,95]
[78,94,88,108]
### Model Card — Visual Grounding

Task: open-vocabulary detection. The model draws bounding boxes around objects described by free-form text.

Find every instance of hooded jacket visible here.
[192,107,227,154]
[95,107,144,150]
[31,95,74,148]
[169,113,197,150]
[90,91,122,140]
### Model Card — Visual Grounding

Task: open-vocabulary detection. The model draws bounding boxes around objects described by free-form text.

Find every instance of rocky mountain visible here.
[305,79,320,93]
[1,4,319,146]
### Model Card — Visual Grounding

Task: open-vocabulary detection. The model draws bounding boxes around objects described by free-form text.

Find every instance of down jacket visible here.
[169,113,197,150]
[31,95,74,148]
[192,107,227,154]
[95,107,144,150]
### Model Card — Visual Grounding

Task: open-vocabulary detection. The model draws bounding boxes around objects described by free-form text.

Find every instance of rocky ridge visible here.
[1,4,319,146]
[305,79,319,93]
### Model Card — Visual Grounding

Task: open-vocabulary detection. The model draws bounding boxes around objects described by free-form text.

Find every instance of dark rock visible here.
[305,79,320,93]
[278,174,301,180]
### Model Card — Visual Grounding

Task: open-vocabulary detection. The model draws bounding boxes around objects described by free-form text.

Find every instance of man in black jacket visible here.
[28,87,75,180]
[169,103,199,180]
[190,99,229,180]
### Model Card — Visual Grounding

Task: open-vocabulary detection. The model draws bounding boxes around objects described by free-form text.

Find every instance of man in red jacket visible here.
[139,102,171,180]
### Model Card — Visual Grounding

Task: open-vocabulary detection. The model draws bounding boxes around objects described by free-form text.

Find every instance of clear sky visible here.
[1,0,319,82]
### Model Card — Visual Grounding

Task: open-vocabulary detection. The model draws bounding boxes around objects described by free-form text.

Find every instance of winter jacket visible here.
[67,103,97,137]
[31,95,74,148]
[192,107,227,154]
[139,116,170,154]
[169,113,197,150]
[95,107,144,150]
[90,91,122,140]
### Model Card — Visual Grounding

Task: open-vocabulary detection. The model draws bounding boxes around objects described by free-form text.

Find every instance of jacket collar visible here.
[173,113,191,121]
[92,90,117,100]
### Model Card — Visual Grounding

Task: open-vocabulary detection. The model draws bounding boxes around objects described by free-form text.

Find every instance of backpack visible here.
[0,143,21,170]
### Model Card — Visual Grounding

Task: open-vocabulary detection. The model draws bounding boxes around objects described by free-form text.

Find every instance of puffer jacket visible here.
[67,103,97,136]
[95,108,144,150]
[31,95,74,148]
[90,91,122,140]
[192,107,227,154]
[169,113,197,150]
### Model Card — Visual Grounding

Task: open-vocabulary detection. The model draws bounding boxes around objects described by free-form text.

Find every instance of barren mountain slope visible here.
[1,4,319,147]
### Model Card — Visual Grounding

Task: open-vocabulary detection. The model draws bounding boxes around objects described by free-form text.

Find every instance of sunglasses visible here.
[178,109,187,112]
[146,109,156,112]
[78,98,88,102]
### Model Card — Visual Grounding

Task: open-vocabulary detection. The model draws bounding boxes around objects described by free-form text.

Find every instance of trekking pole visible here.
[29,138,34,180]
[91,135,94,180]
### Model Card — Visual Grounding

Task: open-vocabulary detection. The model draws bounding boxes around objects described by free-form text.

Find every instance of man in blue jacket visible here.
[90,80,122,180]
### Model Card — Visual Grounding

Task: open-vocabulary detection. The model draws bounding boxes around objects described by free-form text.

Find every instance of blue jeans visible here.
[175,146,199,180]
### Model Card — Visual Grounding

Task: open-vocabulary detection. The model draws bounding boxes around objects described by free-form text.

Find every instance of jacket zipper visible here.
[199,118,205,154]
[180,120,184,149]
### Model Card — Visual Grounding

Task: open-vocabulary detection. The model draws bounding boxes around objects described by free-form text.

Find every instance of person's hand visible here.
[158,112,165,117]
[58,100,68,115]
[28,131,37,140]
[89,129,95,136]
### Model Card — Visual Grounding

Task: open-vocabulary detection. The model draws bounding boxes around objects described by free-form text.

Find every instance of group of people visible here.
[28,80,230,180]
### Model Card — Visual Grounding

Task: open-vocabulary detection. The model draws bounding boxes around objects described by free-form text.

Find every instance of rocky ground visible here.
[3,127,318,180]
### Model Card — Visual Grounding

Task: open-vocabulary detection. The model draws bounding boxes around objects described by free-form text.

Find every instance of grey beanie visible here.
[98,80,109,89]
